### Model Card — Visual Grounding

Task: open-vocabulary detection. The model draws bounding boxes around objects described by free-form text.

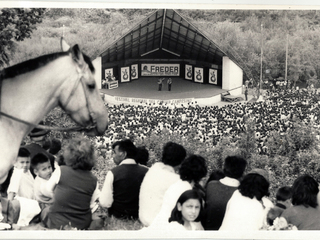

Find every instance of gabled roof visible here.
[100,9,234,66]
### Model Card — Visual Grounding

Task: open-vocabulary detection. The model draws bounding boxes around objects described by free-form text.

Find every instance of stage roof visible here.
[100,9,238,67]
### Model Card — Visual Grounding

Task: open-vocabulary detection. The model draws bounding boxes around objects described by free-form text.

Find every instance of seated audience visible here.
[135,146,149,167]
[150,154,207,228]
[24,125,55,178]
[6,147,41,226]
[168,189,204,231]
[7,147,35,200]
[267,186,292,226]
[44,136,100,230]
[205,169,225,187]
[139,142,186,227]
[31,153,54,223]
[280,175,320,230]
[204,156,247,230]
[48,138,62,156]
[219,168,273,231]
[100,139,148,220]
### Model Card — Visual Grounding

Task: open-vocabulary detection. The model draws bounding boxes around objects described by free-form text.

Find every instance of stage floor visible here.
[100,77,226,100]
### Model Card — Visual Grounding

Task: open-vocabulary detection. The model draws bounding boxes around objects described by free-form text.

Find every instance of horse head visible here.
[58,38,108,136]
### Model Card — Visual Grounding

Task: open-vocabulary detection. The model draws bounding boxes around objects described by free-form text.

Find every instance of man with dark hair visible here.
[203,155,247,230]
[135,146,149,167]
[100,139,148,220]
[139,142,186,227]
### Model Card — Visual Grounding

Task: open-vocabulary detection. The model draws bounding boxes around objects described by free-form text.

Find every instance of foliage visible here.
[0,8,45,67]
[5,8,320,87]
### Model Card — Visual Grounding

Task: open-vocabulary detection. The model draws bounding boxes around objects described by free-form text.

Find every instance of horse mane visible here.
[1,51,95,80]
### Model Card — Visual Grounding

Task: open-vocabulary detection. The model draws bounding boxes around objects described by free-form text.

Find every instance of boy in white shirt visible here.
[7,147,35,200]
[7,147,41,226]
[31,153,54,223]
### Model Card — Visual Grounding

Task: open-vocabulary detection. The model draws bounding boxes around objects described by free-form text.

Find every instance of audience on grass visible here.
[167,189,204,231]
[96,88,320,156]
[149,154,207,229]
[279,175,320,230]
[6,147,41,226]
[4,87,320,231]
[139,142,186,227]
[24,124,55,178]
[267,186,292,226]
[205,169,225,188]
[43,136,100,230]
[100,139,148,220]
[7,147,34,201]
[135,146,149,167]
[31,153,54,223]
[219,168,274,231]
[204,156,247,230]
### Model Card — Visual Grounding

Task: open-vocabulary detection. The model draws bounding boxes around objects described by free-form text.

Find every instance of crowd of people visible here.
[1,131,320,231]
[1,86,320,231]
[96,87,320,154]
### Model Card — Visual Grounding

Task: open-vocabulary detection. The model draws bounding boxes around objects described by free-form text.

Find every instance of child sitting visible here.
[43,136,100,230]
[267,186,292,226]
[168,189,204,231]
[31,153,54,222]
[6,147,41,226]
[7,147,35,200]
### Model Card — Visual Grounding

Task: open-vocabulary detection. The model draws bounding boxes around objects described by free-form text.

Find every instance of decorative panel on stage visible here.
[194,67,203,83]
[209,69,218,85]
[105,68,114,79]
[185,64,193,80]
[121,66,130,82]
[141,63,180,76]
[131,64,138,80]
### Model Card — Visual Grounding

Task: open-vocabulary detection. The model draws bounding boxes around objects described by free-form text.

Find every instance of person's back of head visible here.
[112,139,137,160]
[239,170,270,201]
[179,154,207,184]
[276,186,292,202]
[206,169,225,186]
[64,136,95,171]
[162,142,186,167]
[291,174,319,208]
[49,138,62,155]
[135,146,149,166]
[42,139,51,151]
[18,147,30,158]
[223,156,247,179]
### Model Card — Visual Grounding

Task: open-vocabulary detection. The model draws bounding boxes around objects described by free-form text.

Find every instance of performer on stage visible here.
[158,78,164,91]
[167,78,172,91]
[245,86,248,101]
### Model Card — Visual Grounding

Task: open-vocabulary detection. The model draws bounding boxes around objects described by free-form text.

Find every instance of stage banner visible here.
[141,63,180,76]
[194,67,203,83]
[105,68,113,79]
[185,64,193,80]
[121,67,130,82]
[209,69,218,85]
[131,64,138,80]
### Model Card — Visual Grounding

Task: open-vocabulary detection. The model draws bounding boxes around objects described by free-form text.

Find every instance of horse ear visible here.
[61,37,70,52]
[70,44,85,68]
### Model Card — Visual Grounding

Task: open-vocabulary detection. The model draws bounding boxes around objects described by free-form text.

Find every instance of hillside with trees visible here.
[3,8,320,89]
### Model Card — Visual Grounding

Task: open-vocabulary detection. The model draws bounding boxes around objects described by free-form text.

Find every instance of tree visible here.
[0,8,45,67]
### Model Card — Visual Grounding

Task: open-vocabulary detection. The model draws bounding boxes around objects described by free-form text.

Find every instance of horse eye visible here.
[87,83,95,90]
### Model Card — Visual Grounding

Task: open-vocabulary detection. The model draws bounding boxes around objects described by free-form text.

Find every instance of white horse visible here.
[0,38,108,183]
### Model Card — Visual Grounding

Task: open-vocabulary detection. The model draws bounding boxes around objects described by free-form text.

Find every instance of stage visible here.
[99,77,245,106]
[100,77,225,100]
